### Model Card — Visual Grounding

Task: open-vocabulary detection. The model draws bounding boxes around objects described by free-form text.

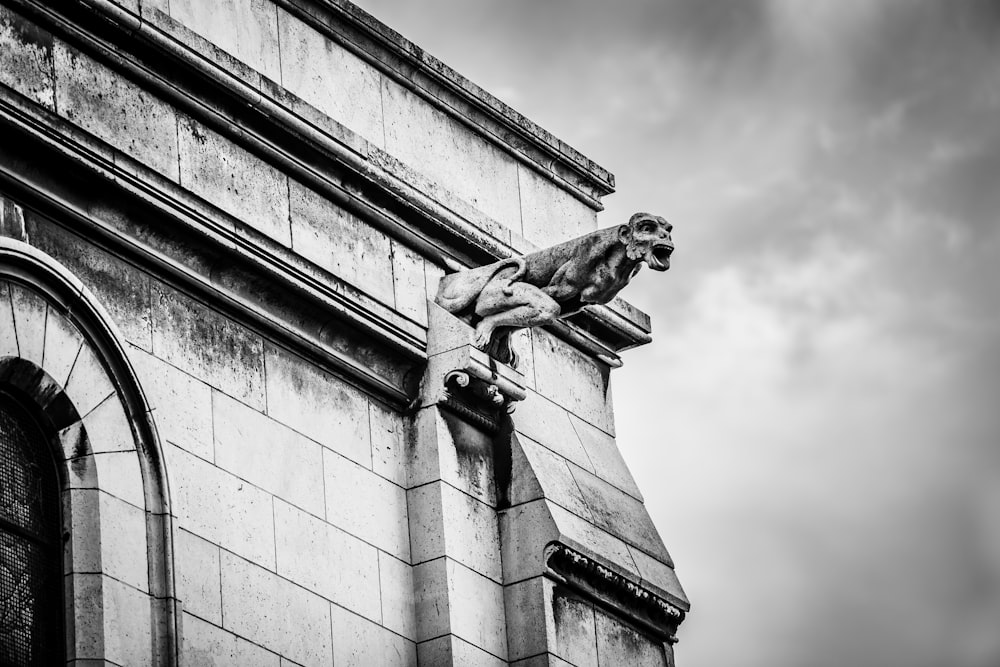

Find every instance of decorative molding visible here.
[546,543,685,644]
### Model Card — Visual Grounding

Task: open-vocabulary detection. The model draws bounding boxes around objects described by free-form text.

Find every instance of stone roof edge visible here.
[278,0,616,205]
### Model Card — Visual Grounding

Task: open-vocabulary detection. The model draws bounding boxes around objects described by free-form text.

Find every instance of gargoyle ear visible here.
[618,224,631,244]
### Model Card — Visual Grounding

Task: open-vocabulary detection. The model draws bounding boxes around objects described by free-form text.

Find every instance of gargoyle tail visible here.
[496,257,526,296]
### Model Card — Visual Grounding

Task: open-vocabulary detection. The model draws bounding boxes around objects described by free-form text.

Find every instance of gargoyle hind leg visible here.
[473,283,560,349]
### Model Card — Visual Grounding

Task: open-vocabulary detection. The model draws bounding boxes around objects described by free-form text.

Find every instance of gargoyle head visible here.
[620,212,674,271]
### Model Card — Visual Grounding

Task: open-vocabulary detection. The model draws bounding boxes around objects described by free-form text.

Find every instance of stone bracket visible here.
[420,304,527,432]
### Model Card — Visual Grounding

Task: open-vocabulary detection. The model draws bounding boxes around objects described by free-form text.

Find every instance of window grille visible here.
[0,395,63,666]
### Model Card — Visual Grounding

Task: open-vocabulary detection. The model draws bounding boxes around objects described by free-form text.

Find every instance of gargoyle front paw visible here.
[472,328,492,350]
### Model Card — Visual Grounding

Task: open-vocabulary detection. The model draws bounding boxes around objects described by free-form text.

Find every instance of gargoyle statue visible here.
[434,212,673,365]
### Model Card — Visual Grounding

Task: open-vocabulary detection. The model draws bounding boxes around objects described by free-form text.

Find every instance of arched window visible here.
[0,392,64,665]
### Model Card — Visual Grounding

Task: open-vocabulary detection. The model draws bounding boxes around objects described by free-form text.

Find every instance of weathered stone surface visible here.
[370,400,408,487]
[102,575,153,667]
[330,603,417,667]
[379,551,416,640]
[167,443,275,569]
[42,307,84,389]
[0,5,53,109]
[518,165,598,249]
[0,282,18,358]
[66,489,101,576]
[214,390,325,517]
[409,481,501,582]
[410,408,498,506]
[175,528,222,626]
[569,413,642,500]
[504,577,551,661]
[28,220,154,350]
[569,465,671,564]
[273,499,381,621]
[532,329,614,434]
[413,557,510,659]
[512,392,594,474]
[80,393,132,454]
[151,281,266,410]
[98,492,148,592]
[391,239,428,325]
[54,41,179,180]
[92,451,144,509]
[277,9,385,145]
[128,345,214,461]
[220,551,333,666]
[182,612,281,666]
[324,449,410,562]
[626,545,688,606]
[509,434,593,522]
[417,634,508,667]
[70,574,108,660]
[594,607,667,667]
[9,283,45,366]
[510,654,576,667]
[264,343,371,466]
[169,0,281,82]
[289,180,394,305]
[551,586,599,667]
[178,116,290,246]
[382,78,522,233]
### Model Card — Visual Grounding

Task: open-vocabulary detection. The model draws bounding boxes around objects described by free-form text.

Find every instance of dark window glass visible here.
[0,394,63,666]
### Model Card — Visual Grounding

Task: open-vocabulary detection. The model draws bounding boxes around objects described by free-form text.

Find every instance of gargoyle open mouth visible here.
[647,243,674,271]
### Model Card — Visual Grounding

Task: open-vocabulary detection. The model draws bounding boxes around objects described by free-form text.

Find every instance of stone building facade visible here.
[0,0,688,665]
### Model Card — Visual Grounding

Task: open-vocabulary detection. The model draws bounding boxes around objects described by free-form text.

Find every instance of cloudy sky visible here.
[353,2,1000,665]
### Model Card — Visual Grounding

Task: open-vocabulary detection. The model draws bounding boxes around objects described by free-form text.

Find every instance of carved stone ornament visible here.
[546,543,685,644]
[434,212,673,365]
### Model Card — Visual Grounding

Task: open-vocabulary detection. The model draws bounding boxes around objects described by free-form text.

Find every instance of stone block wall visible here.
[0,0,686,664]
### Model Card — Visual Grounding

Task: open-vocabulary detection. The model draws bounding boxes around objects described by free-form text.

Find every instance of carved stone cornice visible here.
[546,543,685,644]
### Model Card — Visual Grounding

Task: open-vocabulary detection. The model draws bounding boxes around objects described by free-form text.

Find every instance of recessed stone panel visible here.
[178,115,290,246]
[289,180,394,305]
[54,41,179,180]
[277,9,385,145]
[0,5,54,109]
